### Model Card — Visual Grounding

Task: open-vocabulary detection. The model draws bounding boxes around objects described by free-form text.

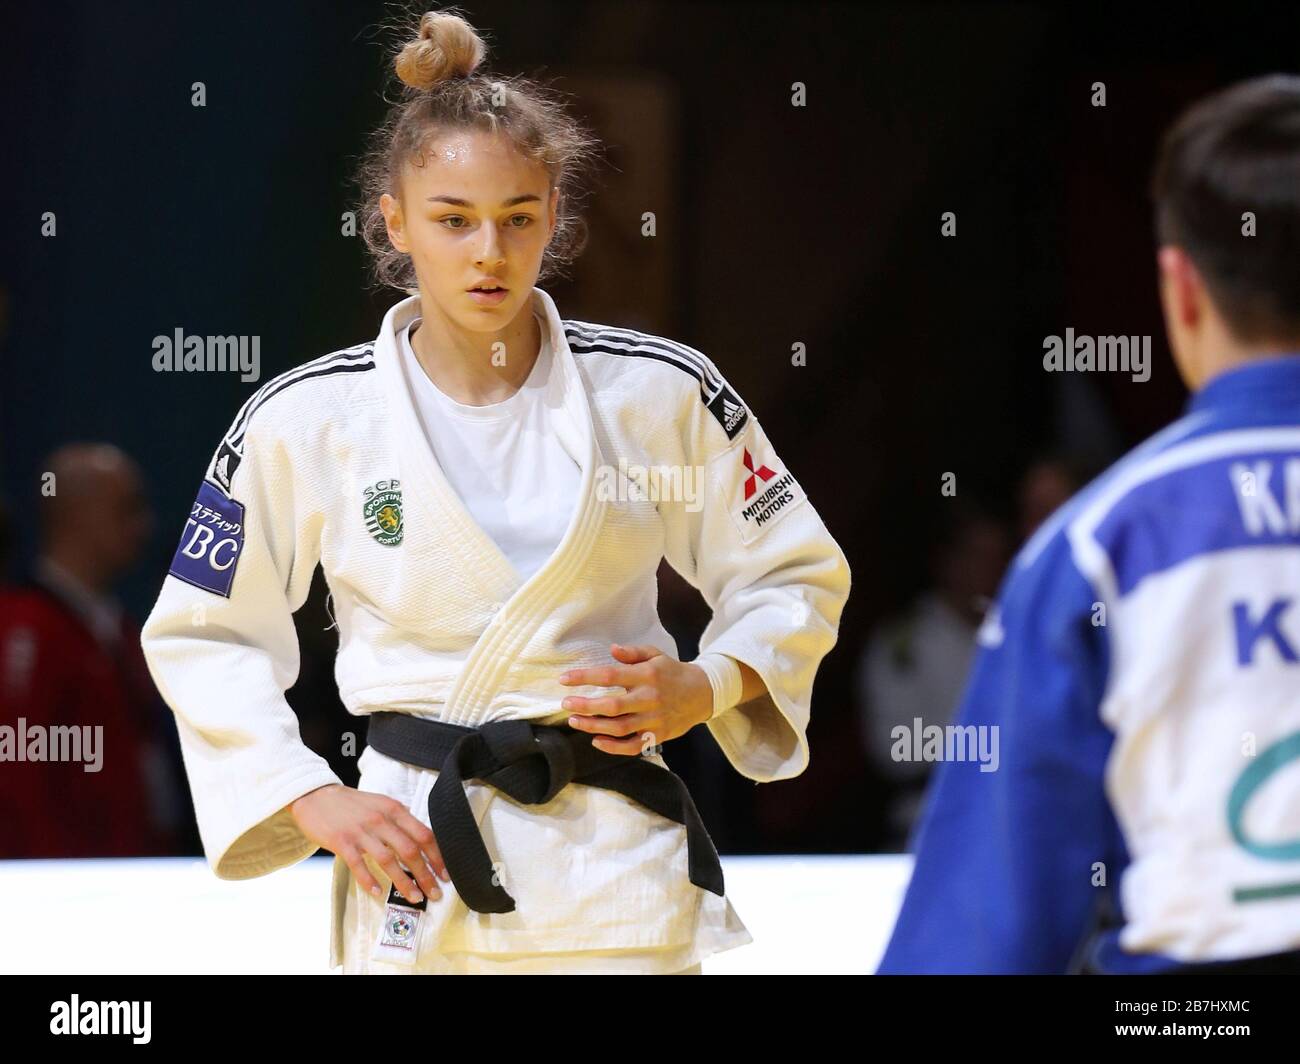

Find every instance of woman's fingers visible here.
[392,808,452,884]
[373,817,443,901]
[337,841,383,900]
[312,786,452,905]
[359,829,426,906]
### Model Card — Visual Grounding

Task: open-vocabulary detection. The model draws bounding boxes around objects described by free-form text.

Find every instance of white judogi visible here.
[139,286,853,972]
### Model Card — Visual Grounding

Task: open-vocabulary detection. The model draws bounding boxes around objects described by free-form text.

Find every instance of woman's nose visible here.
[475,222,503,264]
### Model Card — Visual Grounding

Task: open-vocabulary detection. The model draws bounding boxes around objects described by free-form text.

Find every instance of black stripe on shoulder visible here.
[229,346,375,448]
[229,344,375,440]
[563,321,750,441]
[564,320,723,391]
[569,338,707,389]
[205,346,375,495]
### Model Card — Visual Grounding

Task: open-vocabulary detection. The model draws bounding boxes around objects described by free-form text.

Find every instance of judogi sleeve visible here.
[661,362,852,783]
[139,408,342,880]
[876,531,1122,973]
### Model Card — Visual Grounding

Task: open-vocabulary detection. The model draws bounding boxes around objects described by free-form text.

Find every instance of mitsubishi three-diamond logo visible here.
[743,448,776,499]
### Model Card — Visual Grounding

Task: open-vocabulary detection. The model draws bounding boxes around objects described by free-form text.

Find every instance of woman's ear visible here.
[548,186,560,241]
[380,192,409,254]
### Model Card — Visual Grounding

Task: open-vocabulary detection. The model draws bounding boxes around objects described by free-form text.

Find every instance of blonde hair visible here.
[352,6,604,294]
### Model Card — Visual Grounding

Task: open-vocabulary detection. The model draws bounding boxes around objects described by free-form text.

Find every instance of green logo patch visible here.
[363,478,403,546]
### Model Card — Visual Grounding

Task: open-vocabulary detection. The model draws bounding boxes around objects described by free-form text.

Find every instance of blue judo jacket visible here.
[878,354,1300,974]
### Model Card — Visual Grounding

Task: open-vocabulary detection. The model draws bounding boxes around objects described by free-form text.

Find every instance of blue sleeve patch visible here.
[167,480,247,597]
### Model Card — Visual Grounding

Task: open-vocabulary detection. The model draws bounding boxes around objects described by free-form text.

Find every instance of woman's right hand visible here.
[289,783,449,905]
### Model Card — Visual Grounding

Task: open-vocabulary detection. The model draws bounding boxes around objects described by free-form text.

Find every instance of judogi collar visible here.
[372,288,612,726]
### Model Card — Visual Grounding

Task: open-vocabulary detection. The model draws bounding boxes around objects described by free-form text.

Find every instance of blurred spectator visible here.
[1016,452,1096,542]
[856,504,1012,849]
[0,443,191,857]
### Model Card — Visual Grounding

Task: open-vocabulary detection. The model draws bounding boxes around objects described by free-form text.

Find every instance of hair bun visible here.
[395,10,486,91]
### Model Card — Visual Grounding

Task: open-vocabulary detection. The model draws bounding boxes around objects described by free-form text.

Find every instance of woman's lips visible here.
[468,288,509,306]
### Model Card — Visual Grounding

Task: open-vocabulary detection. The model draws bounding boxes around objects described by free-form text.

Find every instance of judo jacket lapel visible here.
[372,287,609,725]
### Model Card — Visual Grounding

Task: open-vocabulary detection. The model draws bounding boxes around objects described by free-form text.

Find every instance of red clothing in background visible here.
[0,574,172,857]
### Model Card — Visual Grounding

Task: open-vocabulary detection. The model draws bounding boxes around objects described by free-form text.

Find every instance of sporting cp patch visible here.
[711,440,808,545]
[168,480,247,596]
[706,381,749,441]
[363,479,403,546]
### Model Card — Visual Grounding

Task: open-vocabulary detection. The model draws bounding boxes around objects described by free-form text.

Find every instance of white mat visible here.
[0,854,911,974]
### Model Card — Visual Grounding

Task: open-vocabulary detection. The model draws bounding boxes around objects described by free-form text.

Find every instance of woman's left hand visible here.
[559,643,713,756]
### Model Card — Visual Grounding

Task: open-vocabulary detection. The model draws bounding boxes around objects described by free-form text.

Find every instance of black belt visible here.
[364,710,725,914]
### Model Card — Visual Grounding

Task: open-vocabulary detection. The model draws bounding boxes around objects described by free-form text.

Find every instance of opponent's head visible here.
[355,7,601,330]
[1151,74,1300,389]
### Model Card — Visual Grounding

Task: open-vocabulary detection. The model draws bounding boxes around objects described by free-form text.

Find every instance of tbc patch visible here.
[711,438,808,545]
[167,480,247,596]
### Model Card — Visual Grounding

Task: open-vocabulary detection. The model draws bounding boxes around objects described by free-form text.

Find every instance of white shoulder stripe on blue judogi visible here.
[1066,425,1300,605]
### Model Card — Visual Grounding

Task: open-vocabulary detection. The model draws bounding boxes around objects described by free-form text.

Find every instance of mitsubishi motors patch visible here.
[712,438,808,545]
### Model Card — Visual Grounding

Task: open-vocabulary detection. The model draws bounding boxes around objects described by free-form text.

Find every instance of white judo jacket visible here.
[140,286,852,966]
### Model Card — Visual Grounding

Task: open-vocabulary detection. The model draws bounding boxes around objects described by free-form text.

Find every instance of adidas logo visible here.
[723,397,745,431]
[705,384,749,440]
[207,440,244,497]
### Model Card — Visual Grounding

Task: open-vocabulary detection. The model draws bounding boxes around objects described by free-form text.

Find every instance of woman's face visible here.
[381,128,559,332]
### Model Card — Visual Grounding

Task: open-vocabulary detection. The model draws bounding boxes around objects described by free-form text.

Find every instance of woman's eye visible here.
[438,215,531,230]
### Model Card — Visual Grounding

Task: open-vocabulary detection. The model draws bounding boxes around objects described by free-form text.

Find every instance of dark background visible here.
[2,1,1296,856]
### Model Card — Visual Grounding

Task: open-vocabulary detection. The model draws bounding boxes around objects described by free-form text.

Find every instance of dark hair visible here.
[1151,74,1300,345]
[351,6,604,294]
